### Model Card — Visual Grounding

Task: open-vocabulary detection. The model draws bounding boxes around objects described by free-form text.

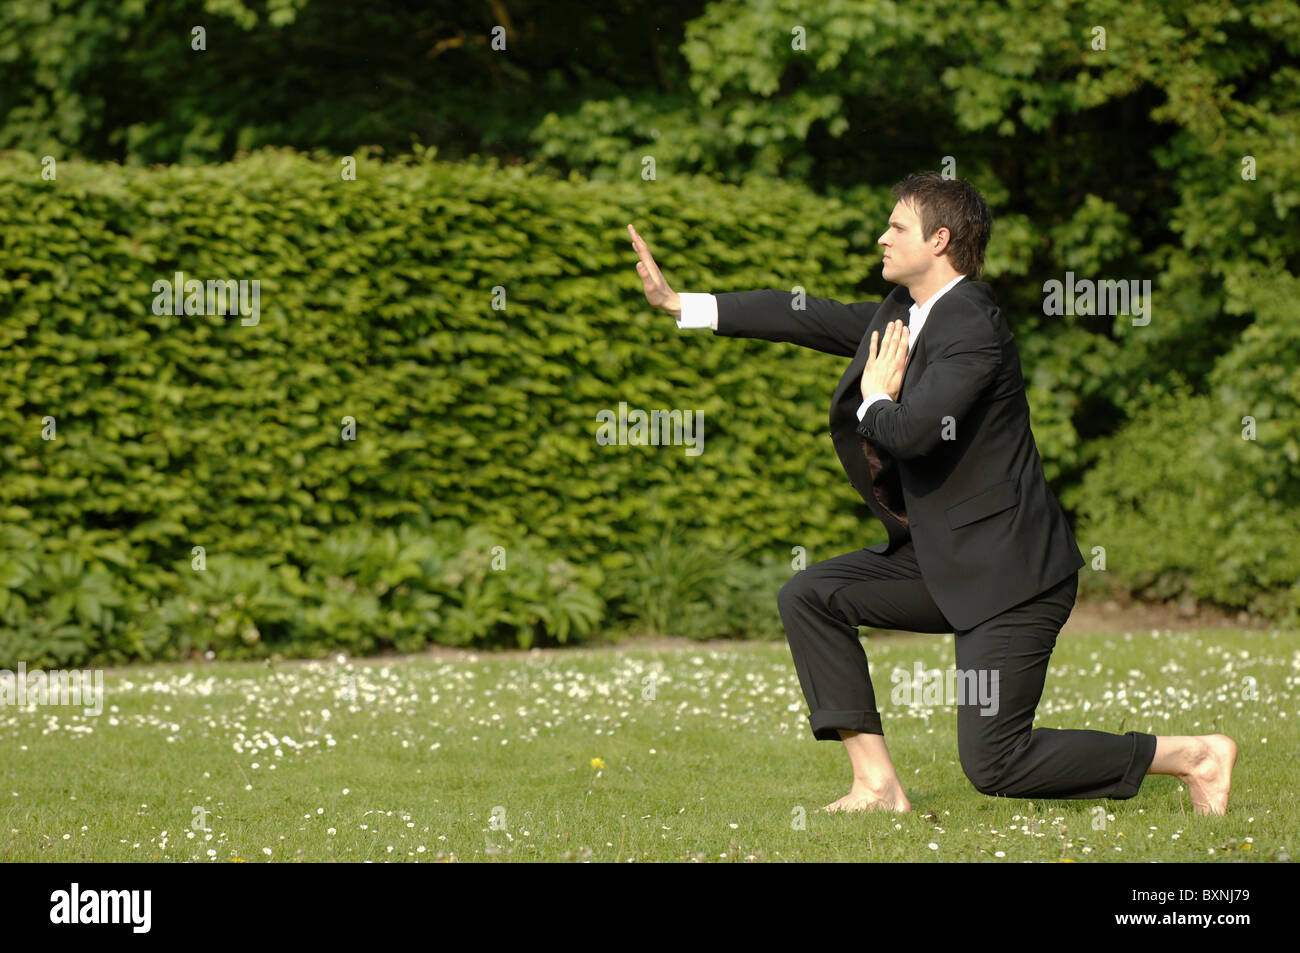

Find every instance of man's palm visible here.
[861,321,910,401]
[628,224,679,314]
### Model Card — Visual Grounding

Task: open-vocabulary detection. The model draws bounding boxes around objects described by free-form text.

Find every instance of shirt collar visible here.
[909,273,967,324]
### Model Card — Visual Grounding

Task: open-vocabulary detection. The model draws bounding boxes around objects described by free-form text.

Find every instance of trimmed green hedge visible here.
[0,148,888,664]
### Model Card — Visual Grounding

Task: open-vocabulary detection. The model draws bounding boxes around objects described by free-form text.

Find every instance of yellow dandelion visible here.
[590,758,605,770]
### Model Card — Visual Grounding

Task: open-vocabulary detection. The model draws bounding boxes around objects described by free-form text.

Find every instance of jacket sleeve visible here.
[713,289,878,358]
[856,310,1002,460]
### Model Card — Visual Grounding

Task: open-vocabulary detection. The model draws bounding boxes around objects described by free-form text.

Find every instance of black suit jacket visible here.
[711,278,1085,631]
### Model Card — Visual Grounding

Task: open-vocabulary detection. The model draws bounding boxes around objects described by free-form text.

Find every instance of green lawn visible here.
[3,627,1294,862]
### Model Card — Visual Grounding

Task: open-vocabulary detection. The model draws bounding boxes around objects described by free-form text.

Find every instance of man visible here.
[626,171,1237,815]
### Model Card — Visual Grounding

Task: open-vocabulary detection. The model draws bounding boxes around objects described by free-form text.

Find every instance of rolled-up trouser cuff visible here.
[809,709,883,741]
[1112,730,1159,799]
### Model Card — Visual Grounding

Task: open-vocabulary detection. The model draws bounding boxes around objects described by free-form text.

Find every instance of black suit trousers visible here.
[776,540,1158,800]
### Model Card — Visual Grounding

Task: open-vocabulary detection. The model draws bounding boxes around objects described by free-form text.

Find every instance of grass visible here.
[2,627,1294,862]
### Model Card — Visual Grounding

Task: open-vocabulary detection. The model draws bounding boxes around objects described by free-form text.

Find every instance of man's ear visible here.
[930,226,952,257]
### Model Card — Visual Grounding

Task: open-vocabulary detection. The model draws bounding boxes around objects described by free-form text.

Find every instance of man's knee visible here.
[962,761,1004,796]
[777,573,816,614]
[959,740,1006,795]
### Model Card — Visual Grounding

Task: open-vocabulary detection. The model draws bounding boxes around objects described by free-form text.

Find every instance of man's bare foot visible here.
[817,779,912,814]
[1178,734,1237,815]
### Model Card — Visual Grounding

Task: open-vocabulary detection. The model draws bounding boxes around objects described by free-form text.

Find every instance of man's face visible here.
[878,199,941,286]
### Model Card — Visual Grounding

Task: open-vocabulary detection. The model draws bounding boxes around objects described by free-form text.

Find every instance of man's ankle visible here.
[852,773,898,792]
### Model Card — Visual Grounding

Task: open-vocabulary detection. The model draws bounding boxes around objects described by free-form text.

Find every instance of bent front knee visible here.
[777,576,813,613]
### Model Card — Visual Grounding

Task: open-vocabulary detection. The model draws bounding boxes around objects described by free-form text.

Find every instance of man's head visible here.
[878,172,992,288]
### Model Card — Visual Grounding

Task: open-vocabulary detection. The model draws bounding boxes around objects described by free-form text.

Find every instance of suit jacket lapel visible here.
[832,287,923,415]
[896,275,966,398]
[898,318,926,399]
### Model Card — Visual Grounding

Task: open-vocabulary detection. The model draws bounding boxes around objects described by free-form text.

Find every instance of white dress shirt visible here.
[675,275,968,421]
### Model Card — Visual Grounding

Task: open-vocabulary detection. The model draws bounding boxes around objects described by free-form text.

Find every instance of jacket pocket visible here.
[945,477,1019,530]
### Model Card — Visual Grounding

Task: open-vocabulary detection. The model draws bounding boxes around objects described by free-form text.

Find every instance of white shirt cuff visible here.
[857,393,893,421]
[676,292,718,330]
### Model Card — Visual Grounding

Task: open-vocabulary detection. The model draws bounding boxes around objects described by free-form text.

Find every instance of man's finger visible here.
[628,223,647,256]
[628,224,660,271]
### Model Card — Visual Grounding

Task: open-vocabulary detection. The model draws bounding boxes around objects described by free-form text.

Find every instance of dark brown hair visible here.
[891,171,992,279]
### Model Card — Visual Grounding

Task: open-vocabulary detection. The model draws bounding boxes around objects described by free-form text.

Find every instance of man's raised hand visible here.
[628,223,680,317]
